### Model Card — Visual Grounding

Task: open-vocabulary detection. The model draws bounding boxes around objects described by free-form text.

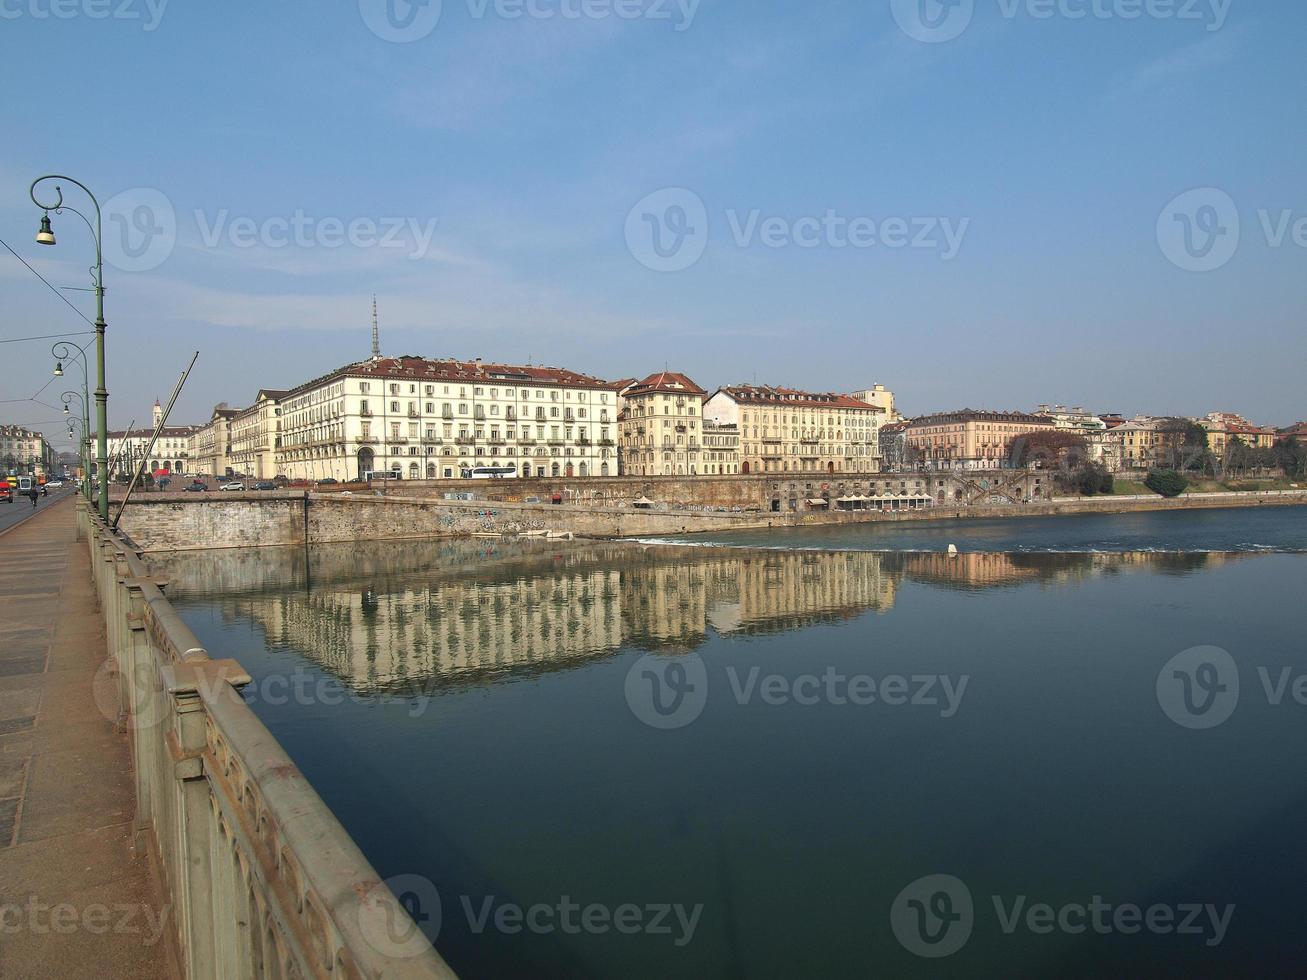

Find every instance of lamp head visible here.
[54,361,63,377]
[36,213,55,246]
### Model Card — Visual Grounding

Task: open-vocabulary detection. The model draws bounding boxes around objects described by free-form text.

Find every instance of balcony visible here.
[547,439,565,447]
[360,409,373,418]
[518,439,538,446]
[762,436,782,445]
[599,439,615,447]
[455,437,475,446]
[800,437,819,445]
[354,437,380,446]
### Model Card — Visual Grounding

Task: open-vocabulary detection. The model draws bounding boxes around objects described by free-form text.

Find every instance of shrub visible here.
[1145,469,1188,498]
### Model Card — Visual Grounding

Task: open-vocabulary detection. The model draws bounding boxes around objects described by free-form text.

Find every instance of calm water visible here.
[166,509,1307,979]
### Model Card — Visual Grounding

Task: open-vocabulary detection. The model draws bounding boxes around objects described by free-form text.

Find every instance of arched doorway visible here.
[357,447,375,481]
[426,464,437,479]
[579,463,588,477]
[601,463,609,476]
[742,461,750,475]
[827,461,835,474]
[551,463,561,477]
[408,463,419,480]
[566,463,574,477]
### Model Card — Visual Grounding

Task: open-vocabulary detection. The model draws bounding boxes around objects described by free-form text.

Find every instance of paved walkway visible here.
[0,498,174,979]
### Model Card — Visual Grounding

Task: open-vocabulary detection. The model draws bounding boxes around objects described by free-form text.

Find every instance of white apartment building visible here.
[228,390,286,480]
[618,371,708,476]
[276,356,620,482]
[701,421,741,475]
[105,401,198,477]
[705,385,883,475]
[189,406,239,477]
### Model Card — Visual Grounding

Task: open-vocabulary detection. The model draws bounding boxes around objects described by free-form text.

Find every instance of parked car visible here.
[252,481,276,491]
[0,480,12,504]
[316,478,339,486]
[47,480,64,489]
[220,482,245,492]
[185,481,208,492]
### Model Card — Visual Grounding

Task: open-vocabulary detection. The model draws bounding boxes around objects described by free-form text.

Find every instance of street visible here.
[0,486,78,538]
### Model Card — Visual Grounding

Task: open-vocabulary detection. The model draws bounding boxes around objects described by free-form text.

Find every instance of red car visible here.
[0,480,12,504]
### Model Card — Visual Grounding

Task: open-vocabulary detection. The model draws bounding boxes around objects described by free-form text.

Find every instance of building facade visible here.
[190,406,239,477]
[704,386,882,475]
[104,402,198,478]
[850,384,899,421]
[701,421,741,475]
[228,390,287,480]
[275,357,620,483]
[0,425,57,477]
[902,409,1055,470]
[618,372,708,476]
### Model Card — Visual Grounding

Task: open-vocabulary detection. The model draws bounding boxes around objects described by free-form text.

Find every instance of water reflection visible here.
[165,541,1242,695]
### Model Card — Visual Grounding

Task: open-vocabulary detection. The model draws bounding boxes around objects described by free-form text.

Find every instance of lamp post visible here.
[32,176,109,521]
[61,391,91,501]
[56,340,93,501]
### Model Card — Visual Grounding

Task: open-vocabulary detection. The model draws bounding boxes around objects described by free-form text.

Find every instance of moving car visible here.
[220,482,245,492]
[252,481,276,491]
[0,479,12,504]
[47,480,64,489]
[185,481,208,492]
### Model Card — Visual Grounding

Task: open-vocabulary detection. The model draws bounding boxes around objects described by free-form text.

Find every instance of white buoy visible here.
[947,544,959,556]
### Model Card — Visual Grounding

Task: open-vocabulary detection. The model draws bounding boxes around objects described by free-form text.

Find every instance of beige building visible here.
[190,406,239,477]
[228,390,287,480]
[851,384,899,421]
[701,421,741,475]
[276,356,620,483]
[704,385,883,475]
[1,425,57,477]
[618,372,708,476]
[903,409,1055,470]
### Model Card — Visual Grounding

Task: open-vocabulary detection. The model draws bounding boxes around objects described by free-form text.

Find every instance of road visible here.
[0,486,79,538]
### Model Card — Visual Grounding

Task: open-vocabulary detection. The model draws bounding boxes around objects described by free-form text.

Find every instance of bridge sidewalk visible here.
[0,499,175,979]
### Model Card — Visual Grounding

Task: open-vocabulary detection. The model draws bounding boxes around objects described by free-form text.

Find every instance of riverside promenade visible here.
[0,498,174,979]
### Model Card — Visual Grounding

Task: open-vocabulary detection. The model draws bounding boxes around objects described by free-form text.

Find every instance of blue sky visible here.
[1,0,1304,453]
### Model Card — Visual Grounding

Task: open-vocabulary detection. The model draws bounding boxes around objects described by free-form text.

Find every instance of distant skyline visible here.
[2,1,1304,454]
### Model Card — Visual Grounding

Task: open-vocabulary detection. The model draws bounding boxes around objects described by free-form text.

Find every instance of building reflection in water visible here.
[164,540,1239,696]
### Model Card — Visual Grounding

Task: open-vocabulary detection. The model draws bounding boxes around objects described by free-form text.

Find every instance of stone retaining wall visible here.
[114,488,1307,553]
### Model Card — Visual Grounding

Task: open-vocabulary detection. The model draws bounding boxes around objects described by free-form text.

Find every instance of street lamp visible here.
[54,344,93,503]
[32,176,109,521]
[62,391,91,501]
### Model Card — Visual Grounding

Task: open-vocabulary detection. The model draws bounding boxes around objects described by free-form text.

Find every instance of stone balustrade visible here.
[79,502,457,979]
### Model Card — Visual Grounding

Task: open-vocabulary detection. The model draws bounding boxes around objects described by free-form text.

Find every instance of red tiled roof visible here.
[626,371,707,397]
[285,357,613,398]
[714,385,877,411]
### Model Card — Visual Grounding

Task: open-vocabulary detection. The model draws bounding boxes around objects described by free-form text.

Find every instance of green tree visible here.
[1145,469,1189,498]
[1274,438,1307,478]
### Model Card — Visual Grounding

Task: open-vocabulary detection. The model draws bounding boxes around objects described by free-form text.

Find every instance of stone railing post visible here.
[160,660,252,980]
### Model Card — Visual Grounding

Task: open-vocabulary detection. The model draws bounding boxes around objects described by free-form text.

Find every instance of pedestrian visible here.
[29,487,39,509]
